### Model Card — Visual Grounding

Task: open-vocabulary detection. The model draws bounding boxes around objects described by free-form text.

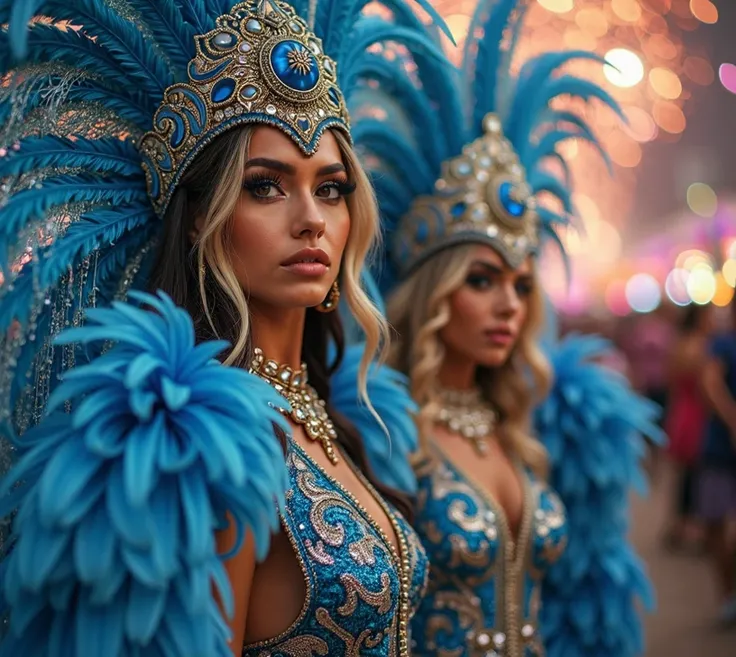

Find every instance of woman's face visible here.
[229,126,354,313]
[439,245,534,369]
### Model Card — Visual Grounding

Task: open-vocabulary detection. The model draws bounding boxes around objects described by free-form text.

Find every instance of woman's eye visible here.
[316,184,340,200]
[516,281,533,297]
[252,183,279,198]
[466,275,493,290]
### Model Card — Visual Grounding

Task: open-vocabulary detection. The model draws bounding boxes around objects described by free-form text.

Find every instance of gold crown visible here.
[394,113,539,276]
[140,0,351,217]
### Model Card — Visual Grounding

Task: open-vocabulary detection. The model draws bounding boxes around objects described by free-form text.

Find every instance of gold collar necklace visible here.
[436,386,498,456]
[249,348,339,465]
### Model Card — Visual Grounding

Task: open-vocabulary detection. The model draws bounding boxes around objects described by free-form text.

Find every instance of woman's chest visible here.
[414,456,567,582]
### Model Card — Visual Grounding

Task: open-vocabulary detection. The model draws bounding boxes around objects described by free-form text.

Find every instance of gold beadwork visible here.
[397,112,539,275]
[436,386,498,456]
[249,347,339,464]
[140,0,350,217]
[315,280,340,313]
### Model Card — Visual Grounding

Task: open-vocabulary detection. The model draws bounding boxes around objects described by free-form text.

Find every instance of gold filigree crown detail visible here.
[140,0,350,217]
[394,113,539,275]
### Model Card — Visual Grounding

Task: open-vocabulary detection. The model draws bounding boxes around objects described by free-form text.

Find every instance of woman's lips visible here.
[281,262,329,277]
[484,329,515,346]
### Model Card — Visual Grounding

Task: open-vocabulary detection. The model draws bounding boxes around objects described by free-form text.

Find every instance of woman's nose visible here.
[291,193,326,239]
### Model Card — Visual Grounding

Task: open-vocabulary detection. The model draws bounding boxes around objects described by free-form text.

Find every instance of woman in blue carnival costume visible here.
[0,1,454,655]
[347,1,662,656]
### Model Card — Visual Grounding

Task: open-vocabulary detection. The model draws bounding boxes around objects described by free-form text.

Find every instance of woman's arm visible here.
[217,525,257,656]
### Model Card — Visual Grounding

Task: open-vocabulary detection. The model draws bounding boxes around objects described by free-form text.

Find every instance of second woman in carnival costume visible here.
[0,0,452,655]
[349,1,661,656]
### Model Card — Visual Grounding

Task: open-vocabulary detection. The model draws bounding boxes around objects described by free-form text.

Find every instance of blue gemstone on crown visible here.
[499,181,526,218]
[297,117,311,132]
[451,202,466,218]
[271,40,319,92]
[241,85,258,99]
[416,219,429,244]
[328,88,340,107]
[212,78,236,103]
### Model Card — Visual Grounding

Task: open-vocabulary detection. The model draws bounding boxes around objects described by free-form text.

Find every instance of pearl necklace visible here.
[436,386,498,456]
[249,348,339,465]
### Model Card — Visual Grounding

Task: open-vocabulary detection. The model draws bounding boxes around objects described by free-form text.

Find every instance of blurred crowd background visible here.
[426,1,736,655]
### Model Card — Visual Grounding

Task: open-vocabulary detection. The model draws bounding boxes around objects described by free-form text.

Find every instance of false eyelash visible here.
[321,179,357,196]
[242,172,283,190]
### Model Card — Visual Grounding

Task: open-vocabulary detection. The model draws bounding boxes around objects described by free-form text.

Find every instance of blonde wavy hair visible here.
[192,126,389,403]
[387,244,552,477]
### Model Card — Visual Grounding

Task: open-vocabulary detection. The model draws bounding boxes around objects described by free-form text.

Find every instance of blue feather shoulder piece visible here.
[0,291,290,657]
[535,333,663,657]
[330,344,418,495]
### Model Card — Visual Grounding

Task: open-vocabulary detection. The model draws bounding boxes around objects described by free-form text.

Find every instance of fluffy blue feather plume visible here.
[536,334,663,657]
[330,344,419,494]
[0,291,290,657]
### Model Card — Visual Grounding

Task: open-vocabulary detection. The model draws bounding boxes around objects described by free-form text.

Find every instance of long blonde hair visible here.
[155,125,389,407]
[387,244,551,477]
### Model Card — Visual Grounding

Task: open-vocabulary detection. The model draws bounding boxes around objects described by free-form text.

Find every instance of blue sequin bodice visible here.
[410,445,567,657]
[242,441,428,657]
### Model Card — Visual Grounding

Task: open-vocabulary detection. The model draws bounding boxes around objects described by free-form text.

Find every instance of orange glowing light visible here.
[623,106,658,142]
[537,0,575,13]
[647,0,673,14]
[653,100,687,133]
[649,67,683,99]
[611,0,642,22]
[445,14,471,42]
[575,8,609,38]
[564,27,597,51]
[644,34,679,61]
[689,0,718,24]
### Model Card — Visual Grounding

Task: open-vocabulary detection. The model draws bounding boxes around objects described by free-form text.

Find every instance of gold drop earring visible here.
[316,281,340,313]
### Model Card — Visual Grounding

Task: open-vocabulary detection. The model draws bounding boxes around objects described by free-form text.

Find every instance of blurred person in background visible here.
[661,304,713,553]
[621,307,676,476]
[700,297,736,626]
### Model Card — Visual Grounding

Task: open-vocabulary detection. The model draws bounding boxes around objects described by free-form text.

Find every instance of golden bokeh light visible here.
[649,67,683,99]
[611,0,642,23]
[653,100,687,133]
[575,8,609,37]
[712,273,734,307]
[686,182,718,218]
[537,0,575,13]
[722,259,736,287]
[689,0,719,24]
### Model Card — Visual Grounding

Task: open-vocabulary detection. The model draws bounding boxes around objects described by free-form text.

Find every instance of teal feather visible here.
[126,0,196,76]
[0,175,148,268]
[6,0,174,98]
[38,205,153,289]
[529,171,573,214]
[0,136,141,179]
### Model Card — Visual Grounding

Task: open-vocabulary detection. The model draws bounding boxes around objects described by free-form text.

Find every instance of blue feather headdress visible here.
[350,0,622,292]
[0,0,448,448]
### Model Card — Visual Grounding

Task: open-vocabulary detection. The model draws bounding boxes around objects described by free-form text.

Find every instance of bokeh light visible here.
[686,182,718,217]
[653,100,686,134]
[687,264,717,304]
[665,268,692,306]
[604,48,645,88]
[537,0,574,13]
[626,273,662,313]
[712,273,735,307]
[611,0,641,23]
[723,259,736,287]
[445,14,471,42]
[649,67,683,100]
[689,0,719,25]
[719,63,736,95]
[623,106,658,142]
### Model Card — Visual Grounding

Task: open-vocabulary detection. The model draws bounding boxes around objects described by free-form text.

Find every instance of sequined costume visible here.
[348,1,662,656]
[0,1,450,655]
[242,439,427,657]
